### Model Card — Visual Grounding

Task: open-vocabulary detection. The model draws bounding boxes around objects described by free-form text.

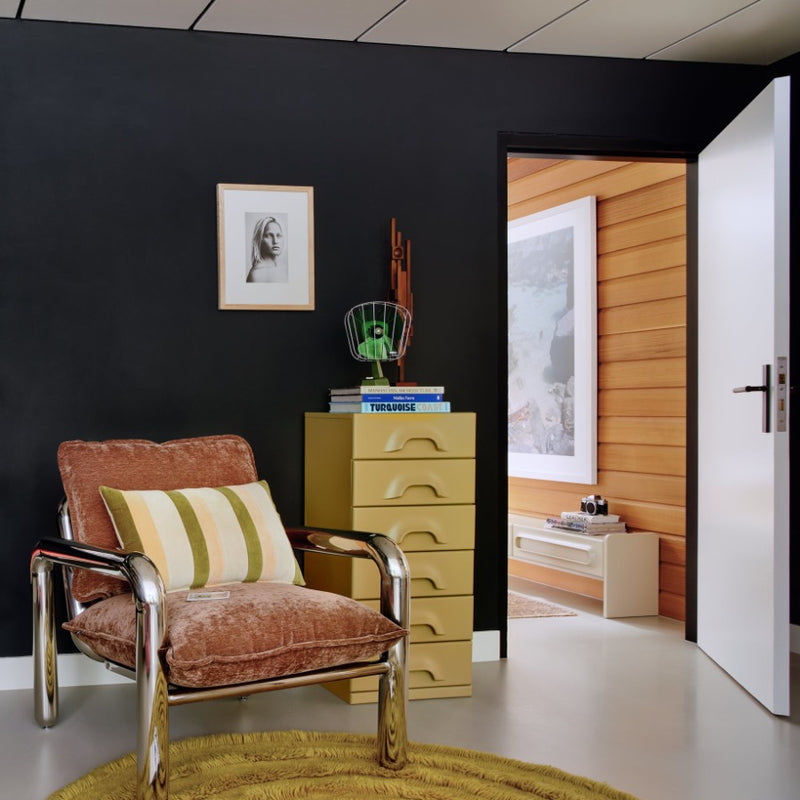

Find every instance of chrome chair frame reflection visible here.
[31,499,409,800]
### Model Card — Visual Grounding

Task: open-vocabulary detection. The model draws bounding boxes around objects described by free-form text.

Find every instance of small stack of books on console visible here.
[328,385,449,413]
[545,511,627,535]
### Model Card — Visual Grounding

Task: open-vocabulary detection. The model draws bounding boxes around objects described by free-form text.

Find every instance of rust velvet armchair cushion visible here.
[63,582,407,688]
[58,436,260,602]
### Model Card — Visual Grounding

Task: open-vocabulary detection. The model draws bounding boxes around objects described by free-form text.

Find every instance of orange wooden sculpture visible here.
[388,218,413,382]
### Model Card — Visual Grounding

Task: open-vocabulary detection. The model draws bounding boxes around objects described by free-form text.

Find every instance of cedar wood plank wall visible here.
[507,157,687,621]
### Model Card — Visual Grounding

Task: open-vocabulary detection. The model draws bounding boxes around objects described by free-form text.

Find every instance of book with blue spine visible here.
[329,401,451,413]
[331,392,444,403]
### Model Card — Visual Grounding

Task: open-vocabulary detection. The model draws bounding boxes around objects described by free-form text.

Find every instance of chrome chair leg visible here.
[372,532,409,770]
[130,555,169,800]
[377,637,408,769]
[32,556,58,729]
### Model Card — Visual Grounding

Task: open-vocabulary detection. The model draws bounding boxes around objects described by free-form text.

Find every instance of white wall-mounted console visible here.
[508,514,659,618]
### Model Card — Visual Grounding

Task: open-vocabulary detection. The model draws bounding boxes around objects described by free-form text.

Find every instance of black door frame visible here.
[497,133,699,658]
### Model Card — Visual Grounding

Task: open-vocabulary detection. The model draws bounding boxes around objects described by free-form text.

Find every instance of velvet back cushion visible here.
[63,582,407,688]
[99,481,303,591]
[58,436,259,602]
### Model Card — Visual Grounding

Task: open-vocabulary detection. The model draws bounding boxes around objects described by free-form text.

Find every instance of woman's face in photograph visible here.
[260,221,283,258]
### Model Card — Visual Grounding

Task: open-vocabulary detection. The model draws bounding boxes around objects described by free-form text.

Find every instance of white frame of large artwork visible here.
[507,195,597,484]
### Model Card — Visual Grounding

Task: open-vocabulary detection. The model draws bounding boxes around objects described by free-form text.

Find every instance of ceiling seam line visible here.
[355,0,408,42]
[189,0,217,31]
[504,0,592,52]
[645,0,762,59]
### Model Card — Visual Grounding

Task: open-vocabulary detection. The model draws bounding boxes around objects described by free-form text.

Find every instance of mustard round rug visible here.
[49,730,639,800]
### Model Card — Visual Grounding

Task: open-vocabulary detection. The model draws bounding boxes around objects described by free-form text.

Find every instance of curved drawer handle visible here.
[384,476,448,500]
[383,427,447,453]
[413,658,445,682]
[412,572,447,591]
[522,534,592,553]
[411,619,445,637]
[515,536,593,567]
[396,527,447,545]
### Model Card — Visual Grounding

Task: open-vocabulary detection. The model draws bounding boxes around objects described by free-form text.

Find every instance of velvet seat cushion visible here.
[58,436,259,602]
[63,582,407,688]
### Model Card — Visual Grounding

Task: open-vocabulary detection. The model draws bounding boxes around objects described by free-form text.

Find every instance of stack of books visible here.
[328,385,449,413]
[545,510,627,535]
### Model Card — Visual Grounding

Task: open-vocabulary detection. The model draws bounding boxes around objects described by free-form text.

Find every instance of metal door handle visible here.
[732,364,770,432]
[732,384,766,393]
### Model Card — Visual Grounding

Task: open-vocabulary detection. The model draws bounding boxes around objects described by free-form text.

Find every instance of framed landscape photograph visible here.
[217,183,315,310]
[507,195,597,484]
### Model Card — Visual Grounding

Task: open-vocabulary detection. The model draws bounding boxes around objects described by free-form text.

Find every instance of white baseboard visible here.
[0,654,129,692]
[472,630,501,662]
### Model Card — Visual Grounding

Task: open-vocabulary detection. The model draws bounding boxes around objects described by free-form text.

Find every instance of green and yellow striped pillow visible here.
[99,481,303,591]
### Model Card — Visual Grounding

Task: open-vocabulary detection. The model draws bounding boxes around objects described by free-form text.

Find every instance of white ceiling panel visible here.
[359,0,581,51]
[510,0,755,59]
[4,0,800,64]
[22,0,208,29]
[196,0,399,40]
[653,0,800,65]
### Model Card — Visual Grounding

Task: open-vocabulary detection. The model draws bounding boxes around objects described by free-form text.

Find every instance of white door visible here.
[697,77,791,715]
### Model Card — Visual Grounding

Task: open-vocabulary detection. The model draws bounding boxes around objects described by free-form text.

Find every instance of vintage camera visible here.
[580,494,608,516]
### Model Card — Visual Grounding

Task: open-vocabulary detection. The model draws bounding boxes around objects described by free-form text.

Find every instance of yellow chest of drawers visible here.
[304,411,476,704]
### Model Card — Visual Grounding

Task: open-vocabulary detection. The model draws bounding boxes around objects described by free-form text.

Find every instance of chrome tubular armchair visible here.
[31,436,409,800]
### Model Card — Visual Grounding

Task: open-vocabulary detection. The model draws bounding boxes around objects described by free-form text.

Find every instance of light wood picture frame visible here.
[507,195,597,484]
[217,183,314,310]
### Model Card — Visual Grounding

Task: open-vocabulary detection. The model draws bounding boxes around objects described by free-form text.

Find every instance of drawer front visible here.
[352,459,475,507]
[352,505,475,552]
[349,641,473,691]
[364,595,474,643]
[406,550,474,597]
[351,413,476,460]
[304,549,474,600]
[510,523,604,578]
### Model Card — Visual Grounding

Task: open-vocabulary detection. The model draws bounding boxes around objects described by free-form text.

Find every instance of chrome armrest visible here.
[31,537,165,609]
[30,537,167,735]
[286,527,410,631]
[287,527,410,768]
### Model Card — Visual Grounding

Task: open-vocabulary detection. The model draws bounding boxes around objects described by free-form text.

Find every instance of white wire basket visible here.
[344,301,412,382]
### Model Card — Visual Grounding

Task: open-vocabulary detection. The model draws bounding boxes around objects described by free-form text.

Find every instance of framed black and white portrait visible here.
[217,184,314,310]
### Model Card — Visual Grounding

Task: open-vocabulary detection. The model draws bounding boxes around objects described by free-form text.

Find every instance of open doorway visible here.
[504,153,690,632]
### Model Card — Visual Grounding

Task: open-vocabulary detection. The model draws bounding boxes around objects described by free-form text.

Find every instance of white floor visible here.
[3,580,799,800]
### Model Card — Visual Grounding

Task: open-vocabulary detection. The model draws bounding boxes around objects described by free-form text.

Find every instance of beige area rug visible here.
[508,590,578,618]
[48,729,639,799]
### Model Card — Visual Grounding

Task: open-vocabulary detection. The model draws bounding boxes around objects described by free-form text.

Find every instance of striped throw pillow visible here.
[99,481,303,591]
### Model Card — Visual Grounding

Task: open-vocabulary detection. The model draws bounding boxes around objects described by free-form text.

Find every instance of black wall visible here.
[0,20,777,657]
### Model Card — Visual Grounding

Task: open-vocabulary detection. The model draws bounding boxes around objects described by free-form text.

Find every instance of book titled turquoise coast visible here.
[329,401,451,413]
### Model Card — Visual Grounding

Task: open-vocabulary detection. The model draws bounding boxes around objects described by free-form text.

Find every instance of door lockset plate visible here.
[731,360,788,433]
[776,357,787,432]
